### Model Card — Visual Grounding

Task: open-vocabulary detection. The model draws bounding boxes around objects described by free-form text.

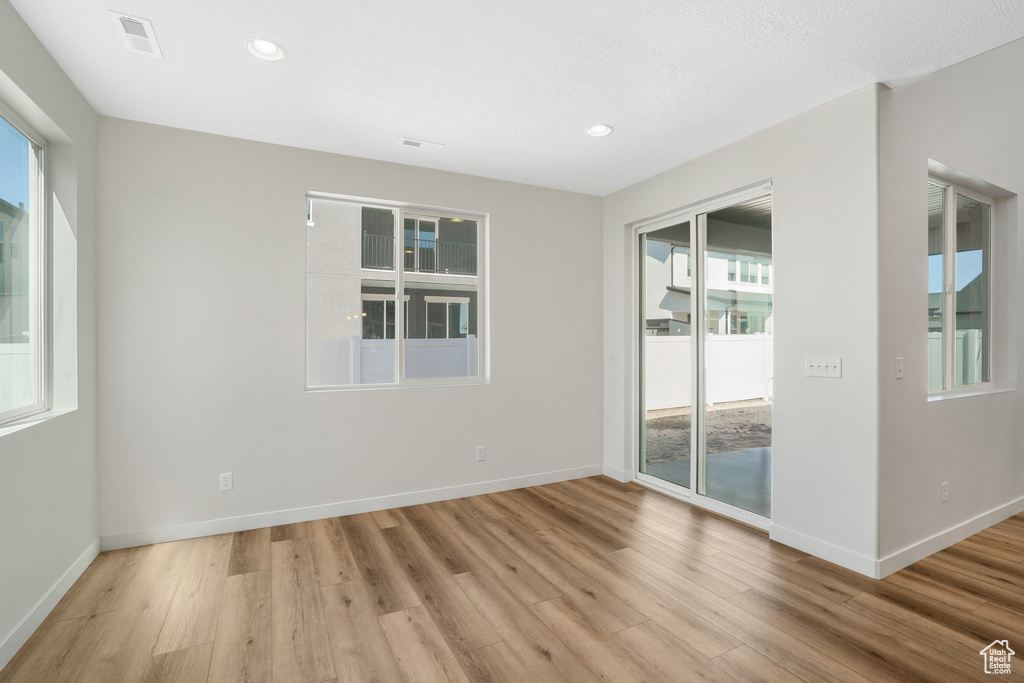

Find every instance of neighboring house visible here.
[928,271,987,333]
[306,200,479,343]
[0,196,29,344]
[645,219,773,337]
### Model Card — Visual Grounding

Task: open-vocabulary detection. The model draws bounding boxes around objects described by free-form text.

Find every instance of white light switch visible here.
[805,357,842,378]
[895,357,904,380]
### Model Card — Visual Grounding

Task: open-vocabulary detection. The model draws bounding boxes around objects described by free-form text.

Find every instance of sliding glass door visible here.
[639,190,773,521]
[639,218,693,489]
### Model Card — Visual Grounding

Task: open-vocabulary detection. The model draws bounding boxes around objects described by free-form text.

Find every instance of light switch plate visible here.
[805,357,842,378]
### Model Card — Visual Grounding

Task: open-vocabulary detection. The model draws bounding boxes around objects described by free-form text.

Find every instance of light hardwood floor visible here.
[3,476,1023,682]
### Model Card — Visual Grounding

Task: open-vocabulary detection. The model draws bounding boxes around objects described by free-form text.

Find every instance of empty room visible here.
[1,1,1023,681]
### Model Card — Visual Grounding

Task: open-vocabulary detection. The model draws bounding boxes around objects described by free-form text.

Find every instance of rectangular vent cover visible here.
[400,137,443,151]
[110,12,163,57]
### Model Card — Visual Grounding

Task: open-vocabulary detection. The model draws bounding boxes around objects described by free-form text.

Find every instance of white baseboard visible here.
[101,464,603,551]
[876,494,1024,578]
[768,523,878,578]
[0,537,100,671]
[602,464,629,483]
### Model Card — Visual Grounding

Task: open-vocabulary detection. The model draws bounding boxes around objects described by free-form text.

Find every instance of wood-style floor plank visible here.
[208,570,272,683]
[382,523,500,654]
[485,517,647,634]
[5,476,1024,683]
[50,546,150,620]
[455,569,601,683]
[609,547,873,683]
[400,504,488,575]
[270,537,336,683]
[270,522,310,543]
[138,642,213,683]
[76,576,179,683]
[711,644,805,683]
[153,532,233,655]
[538,527,740,658]
[308,516,360,587]
[379,606,471,683]
[228,527,271,576]
[132,539,195,582]
[370,508,407,529]
[455,641,536,683]
[0,612,114,683]
[320,580,404,683]
[616,620,737,683]
[531,596,671,682]
[338,512,421,616]
[433,505,561,605]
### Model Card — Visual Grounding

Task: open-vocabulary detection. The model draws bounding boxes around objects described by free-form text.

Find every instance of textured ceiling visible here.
[10,0,1024,195]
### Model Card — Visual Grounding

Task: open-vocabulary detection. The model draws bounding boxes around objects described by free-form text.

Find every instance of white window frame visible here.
[306,192,488,391]
[927,176,994,397]
[0,99,47,428]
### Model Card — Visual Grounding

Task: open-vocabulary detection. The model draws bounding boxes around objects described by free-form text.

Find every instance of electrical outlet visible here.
[475,446,486,462]
[941,481,949,503]
[805,357,842,378]
[220,472,233,491]
[895,357,904,380]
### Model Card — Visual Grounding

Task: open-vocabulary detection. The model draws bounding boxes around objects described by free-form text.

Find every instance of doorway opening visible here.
[637,188,773,521]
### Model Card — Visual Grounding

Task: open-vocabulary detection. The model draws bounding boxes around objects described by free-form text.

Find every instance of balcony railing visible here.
[362,233,477,275]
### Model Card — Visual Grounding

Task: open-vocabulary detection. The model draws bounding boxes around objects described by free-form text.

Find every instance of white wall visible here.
[95,117,604,546]
[603,85,882,572]
[0,0,97,667]
[877,38,1024,570]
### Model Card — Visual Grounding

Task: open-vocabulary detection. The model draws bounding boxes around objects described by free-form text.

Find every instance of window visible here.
[0,106,45,426]
[928,179,991,392]
[306,195,485,388]
[424,296,470,339]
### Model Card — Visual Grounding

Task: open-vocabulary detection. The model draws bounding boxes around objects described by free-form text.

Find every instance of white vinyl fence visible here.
[308,335,477,386]
[927,330,984,387]
[0,343,35,414]
[644,335,773,410]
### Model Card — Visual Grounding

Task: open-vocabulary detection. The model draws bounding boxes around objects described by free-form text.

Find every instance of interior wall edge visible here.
[876,493,1024,578]
[0,536,100,672]
[768,523,879,578]
[99,464,602,551]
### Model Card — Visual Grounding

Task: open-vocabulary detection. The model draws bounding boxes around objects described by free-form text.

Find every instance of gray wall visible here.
[96,117,604,544]
[877,38,1024,567]
[604,85,882,573]
[0,0,98,666]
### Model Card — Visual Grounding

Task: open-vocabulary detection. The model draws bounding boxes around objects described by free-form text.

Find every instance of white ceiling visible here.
[11,0,1024,196]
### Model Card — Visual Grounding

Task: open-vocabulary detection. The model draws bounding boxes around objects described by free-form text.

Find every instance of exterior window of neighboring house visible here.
[727,260,736,282]
[306,195,485,389]
[0,105,45,427]
[928,178,991,392]
[362,296,409,340]
[425,297,470,339]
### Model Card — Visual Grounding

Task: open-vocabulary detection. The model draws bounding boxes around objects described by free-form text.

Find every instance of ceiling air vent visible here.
[400,137,443,152]
[109,11,163,57]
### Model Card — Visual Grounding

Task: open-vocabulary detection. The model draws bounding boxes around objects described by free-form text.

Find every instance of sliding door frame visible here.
[632,182,773,530]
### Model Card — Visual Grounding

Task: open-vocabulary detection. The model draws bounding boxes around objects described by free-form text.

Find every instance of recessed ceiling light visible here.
[246,38,286,61]
[586,124,614,137]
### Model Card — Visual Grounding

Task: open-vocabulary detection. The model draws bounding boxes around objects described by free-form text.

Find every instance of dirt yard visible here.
[644,400,772,464]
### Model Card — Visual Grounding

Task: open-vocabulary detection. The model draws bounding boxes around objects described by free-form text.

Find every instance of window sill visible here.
[927,384,1016,402]
[0,407,77,439]
[306,378,489,393]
